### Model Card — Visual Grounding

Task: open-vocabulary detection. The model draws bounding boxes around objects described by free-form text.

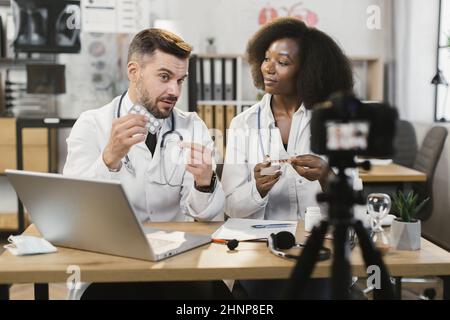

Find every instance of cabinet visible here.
[0,118,48,173]
[0,118,76,236]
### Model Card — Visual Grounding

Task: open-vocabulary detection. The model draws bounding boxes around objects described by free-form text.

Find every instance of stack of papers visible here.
[212,218,298,241]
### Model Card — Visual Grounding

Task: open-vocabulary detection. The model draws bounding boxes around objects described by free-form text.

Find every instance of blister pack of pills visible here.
[129,104,162,134]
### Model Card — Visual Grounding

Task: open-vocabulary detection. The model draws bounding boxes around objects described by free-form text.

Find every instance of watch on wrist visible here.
[106,161,122,172]
[194,172,217,193]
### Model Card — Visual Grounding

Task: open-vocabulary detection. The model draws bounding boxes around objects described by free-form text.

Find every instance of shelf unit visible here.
[188,54,258,114]
[188,53,384,123]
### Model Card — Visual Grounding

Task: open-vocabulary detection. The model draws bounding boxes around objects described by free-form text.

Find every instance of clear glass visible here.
[367,193,391,254]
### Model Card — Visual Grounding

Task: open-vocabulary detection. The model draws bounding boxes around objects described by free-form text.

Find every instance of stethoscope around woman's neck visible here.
[257,97,307,160]
[257,105,272,160]
[116,90,183,177]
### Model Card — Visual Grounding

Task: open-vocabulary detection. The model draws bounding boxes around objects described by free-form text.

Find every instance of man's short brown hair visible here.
[127,28,192,63]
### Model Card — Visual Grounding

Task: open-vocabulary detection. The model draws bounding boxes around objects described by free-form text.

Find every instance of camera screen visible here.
[326,121,369,151]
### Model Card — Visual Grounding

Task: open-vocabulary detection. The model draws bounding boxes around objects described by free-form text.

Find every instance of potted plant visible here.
[390,191,429,251]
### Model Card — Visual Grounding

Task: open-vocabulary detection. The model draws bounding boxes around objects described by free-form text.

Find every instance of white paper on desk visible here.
[212,218,297,241]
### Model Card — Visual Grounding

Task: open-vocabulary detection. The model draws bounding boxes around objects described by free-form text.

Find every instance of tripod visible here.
[285,159,395,300]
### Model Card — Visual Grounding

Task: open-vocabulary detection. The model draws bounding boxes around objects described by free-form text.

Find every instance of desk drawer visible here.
[23,128,48,146]
[0,119,48,146]
[23,146,48,172]
[0,145,48,172]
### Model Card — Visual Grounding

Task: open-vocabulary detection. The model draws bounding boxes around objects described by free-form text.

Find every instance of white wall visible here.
[159,0,384,57]
[395,0,439,122]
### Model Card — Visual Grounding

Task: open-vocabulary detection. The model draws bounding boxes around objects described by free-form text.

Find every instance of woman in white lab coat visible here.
[63,28,230,299]
[222,18,354,299]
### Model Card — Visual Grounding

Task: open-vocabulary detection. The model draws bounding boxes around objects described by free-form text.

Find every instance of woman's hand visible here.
[290,155,331,191]
[253,161,281,198]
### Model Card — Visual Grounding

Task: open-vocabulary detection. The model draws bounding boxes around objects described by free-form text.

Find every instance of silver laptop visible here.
[5,169,211,261]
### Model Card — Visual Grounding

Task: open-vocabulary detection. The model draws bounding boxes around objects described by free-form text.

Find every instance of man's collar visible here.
[123,91,135,115]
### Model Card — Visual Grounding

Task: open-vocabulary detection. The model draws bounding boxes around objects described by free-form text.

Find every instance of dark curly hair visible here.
[246,17,354,108]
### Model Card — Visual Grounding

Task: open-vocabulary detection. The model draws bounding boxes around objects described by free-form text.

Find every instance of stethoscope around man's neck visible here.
[116,90,183,176]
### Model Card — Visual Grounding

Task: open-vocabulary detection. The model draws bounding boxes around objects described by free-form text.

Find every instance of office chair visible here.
[399,126,447,299]
[362,119,418,199]
[412,126,447,221]
[392,120,418,168]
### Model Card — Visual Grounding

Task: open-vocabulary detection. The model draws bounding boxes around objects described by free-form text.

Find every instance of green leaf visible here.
[391,190,427,222]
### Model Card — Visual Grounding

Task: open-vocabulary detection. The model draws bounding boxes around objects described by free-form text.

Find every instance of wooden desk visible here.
[359,163,427,183]
[1,222,449,299]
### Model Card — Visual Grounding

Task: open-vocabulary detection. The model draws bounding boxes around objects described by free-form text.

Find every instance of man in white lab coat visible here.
[63,28,229,299]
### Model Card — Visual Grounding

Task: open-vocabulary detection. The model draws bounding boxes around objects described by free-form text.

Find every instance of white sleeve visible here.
[221,118,268,219]
[63,112,120,180]
[183,178,226,221]
[180,116,225,221]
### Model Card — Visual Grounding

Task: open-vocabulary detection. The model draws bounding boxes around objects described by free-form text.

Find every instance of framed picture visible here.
[11,0,81,53]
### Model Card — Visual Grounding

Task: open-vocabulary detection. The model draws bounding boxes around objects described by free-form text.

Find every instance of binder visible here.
[196,58,202,100]
[203,105,214,129]
[224,58,234,101]
[203,59,212,100]
[225,105,236,130]
[196,105,205,121]
[214,105,225,136]
[213,59,223,100]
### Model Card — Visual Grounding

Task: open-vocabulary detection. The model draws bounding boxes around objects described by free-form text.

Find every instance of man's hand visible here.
[290,155,330,190]
[254,161,281,198]
[183,142,214,187]
[102,114,148,170]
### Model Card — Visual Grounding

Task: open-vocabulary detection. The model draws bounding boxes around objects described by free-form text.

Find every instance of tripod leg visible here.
[331,221,352,299]
[284,220,329,299]
[353,220,395,299]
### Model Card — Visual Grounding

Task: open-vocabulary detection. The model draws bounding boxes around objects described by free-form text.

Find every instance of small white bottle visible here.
[305,206,322,232]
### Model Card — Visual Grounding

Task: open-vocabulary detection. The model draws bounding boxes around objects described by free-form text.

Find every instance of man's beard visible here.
[136,82,175,119]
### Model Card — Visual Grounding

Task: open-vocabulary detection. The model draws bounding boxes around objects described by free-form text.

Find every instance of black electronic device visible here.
[310,93,397,167]
[285,93,398,300]
[11,0,81,54]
